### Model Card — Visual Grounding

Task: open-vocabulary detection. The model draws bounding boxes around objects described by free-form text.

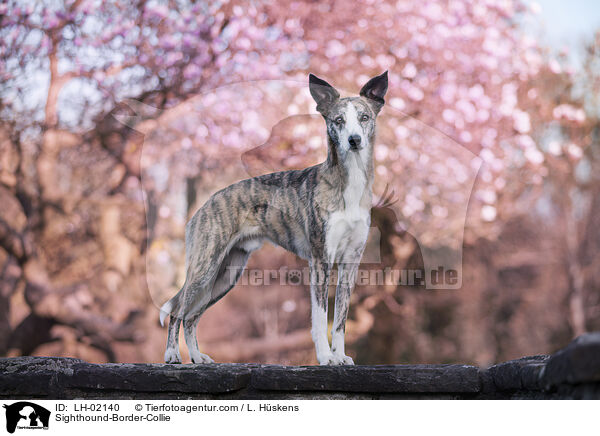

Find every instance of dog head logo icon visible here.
[3,402,50,433]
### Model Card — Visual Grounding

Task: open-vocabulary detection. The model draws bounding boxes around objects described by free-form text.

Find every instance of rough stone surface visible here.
[1,333,599,399]
[542,332,600,388]
[0,357,83,398]
[63,362,253,393]
[251,364,480,393]
[486,355,548,391]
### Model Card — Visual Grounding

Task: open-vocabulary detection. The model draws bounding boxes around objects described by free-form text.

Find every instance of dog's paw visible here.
[318,352,354,366]
[337,354,355,365]
[190,350,214,364]
[317,351,335,365]
[328,354,354,365]
[164,349,182,364]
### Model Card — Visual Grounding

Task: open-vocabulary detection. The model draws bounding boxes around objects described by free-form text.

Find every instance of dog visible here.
[160,71,388,365]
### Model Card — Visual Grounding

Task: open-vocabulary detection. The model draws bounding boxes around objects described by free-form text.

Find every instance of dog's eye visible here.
[360,114,370,122]
[335,116,344,125]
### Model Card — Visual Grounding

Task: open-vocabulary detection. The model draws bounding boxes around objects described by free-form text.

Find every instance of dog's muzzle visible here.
[348,135,362,151]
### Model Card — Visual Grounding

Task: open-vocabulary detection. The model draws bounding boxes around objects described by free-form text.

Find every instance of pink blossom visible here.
[481,205,497,222]
[394,126,409,139]
[439,83,456,104]
[525,147,544,165]
[518,135,535,149]
[456,99,476,122]
[401,62,417,78]
[389,97,406,110]
[480,149,495,163]
[375,144,389,161]
[553,104,586,123]
[477,109,490,122]
[406,85,424,101]
[325,40,346,58]
[442,109,456,123]
[512,109,531,133]
[567,143,583,159]
[477,189,497,204]
[459,131,472,143]
[146,4,169,19]
[547,141,562,156]
[468,84,484,100]
[549,58,561,74]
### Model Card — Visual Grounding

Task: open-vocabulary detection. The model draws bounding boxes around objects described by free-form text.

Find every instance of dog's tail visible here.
[159,288,184,327]
[159,299,172,327]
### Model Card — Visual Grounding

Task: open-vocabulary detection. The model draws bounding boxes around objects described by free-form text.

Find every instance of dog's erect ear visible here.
[360,71,388,114]
[309,74,340,114]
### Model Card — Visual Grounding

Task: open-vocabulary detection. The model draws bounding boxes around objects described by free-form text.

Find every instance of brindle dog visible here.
[160,72,388,365]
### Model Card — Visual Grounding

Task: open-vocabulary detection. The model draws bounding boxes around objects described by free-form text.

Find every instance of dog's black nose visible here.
[348,135,362,149]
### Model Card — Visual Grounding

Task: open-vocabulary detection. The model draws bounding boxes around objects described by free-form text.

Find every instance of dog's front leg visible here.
[309,259,335,365]
[331,262,359,365]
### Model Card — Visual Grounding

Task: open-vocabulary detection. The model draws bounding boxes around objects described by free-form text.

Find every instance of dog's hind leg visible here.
[207,245,253,309]
[164,315,182,363]
[161,282,187,363]
[182,244,255,363]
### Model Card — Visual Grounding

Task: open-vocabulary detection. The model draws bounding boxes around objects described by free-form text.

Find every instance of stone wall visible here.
[1,333,598,400]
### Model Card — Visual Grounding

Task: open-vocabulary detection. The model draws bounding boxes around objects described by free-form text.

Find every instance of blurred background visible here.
[0,0,599,366]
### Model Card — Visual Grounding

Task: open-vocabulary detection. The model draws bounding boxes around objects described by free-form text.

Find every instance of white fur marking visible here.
[159,300,172,327]
[337,102,365,155]
[189,350,214,364]
[164,348,181,363]
[239,238,263,252]
[325,148,370,263]
[344,102,362,143]
[310,290,332,364]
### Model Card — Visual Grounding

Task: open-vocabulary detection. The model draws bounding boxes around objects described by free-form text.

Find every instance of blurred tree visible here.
[0,0,596,364]
[0,0,303,360]
[537,31,600,336]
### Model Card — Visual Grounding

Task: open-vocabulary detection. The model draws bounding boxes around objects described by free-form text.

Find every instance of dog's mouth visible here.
[349,144,363,151]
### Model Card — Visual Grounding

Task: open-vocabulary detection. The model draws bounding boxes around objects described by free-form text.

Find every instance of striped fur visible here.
[161,72,388,365]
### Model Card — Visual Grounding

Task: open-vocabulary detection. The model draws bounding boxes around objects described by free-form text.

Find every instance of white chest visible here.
[325,154,371,263]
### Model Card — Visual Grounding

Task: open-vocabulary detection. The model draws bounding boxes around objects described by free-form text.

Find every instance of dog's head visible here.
[309,71,388,159]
